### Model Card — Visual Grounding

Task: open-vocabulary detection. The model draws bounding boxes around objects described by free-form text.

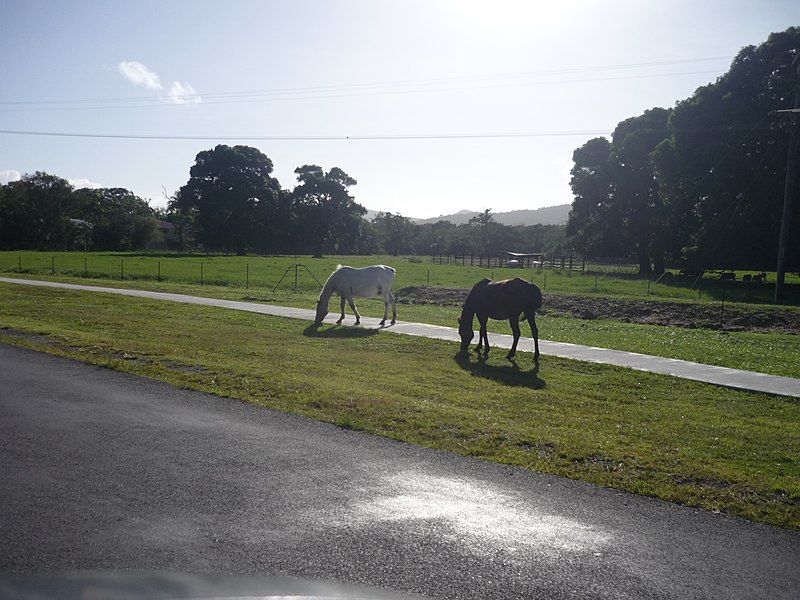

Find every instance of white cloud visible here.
[68,178,104,189]
[117,61,202,105]
[167,81,202,105]
[0,170,22,185]
[118,61,163,90]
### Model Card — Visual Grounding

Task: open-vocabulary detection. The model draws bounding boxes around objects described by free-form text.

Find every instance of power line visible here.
[0,69,724,113]
[0,55,733,107]
[0,64,730,113]
[0,129,613,141]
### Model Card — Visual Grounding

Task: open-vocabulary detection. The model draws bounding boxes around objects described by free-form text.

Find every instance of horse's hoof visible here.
[336,319,343,324]
[506,352,516,360]
[379,319,386,326]
[355,320,360,326]
[390,319,396,325]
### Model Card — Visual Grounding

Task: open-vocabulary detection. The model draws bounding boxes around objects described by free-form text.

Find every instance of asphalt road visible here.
[1,344,798,599]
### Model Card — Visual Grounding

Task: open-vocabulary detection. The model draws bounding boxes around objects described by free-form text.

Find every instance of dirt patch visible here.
[395,286,800,335]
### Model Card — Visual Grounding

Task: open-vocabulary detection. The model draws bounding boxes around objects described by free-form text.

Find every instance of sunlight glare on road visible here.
[353,471,610,556]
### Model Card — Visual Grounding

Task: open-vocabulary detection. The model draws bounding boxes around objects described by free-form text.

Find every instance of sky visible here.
[0,1,797,218]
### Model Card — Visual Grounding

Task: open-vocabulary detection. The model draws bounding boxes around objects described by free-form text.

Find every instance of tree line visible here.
[0,172,158,251]
[169,144,565,256]
[566,27,800,275]
[0,144,566,256]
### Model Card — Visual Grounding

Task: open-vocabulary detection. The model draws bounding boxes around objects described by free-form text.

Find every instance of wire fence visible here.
[1,252,798,307]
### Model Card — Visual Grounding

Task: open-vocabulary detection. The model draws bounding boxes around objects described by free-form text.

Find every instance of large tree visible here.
[567,110,672,275]
[73,187,156,250]
[653,27,800,271]
[609,107,671,274]
[290,165,366,256]
[373,211,416,255]
[174,145,282,255]
[0,172,77,250]
[566,137,618,257]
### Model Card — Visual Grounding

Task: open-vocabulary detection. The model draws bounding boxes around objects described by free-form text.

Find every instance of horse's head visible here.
[314,299,328,325]
[457,315,474,353]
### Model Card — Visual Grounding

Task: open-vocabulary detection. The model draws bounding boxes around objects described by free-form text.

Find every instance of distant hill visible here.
[363,204,571,226]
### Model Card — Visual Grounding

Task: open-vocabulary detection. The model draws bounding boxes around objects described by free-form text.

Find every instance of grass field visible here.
[2,251,799,305]
[0,282,797,529]
[3,271,799,378]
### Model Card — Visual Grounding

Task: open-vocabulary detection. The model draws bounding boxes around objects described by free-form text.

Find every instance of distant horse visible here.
[314,265,397,326]
[458,278,542,360]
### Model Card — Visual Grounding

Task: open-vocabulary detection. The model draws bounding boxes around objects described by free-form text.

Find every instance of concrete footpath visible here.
[2,276,799,398]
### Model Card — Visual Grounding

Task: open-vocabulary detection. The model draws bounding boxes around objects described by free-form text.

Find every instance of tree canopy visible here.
[290,165,366,256]
[0,173,157,251]
[567,26,800,274]
[173,145,282,255]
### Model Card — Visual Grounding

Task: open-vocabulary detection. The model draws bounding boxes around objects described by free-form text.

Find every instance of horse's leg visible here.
[479,316,490,355]
[390,291,397,324]
[380,293,389,326]
[336,295,346,324]
[473,314,484,353]
[348,297,361,325]
[508,315,521,360]
[526,311,540,360]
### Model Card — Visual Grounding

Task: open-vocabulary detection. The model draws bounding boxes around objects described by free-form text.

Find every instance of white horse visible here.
[314,265,397,326]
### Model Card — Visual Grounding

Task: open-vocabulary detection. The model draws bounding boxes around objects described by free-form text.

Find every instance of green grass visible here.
[2,272,799,379]
[2,251,799,305]
[0,282,797,529]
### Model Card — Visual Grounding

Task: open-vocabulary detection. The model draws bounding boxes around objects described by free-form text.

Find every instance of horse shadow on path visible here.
[454,352,546,389]
[302,323,381,339]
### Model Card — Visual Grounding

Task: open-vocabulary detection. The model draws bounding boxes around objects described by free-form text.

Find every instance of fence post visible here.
[200,262,204,285]
[120,259,124,280]
[51,256,55,275]
[246,263,249,289]
[698,280,702,300]
[595,274,598,293]
[158,261,161,282]
[294,263,298,290]
[18,255,22,273]
[647,279,651,296]
[543,271,547,291]
[84,257,87,277]
[720,285,725,327]
[427,269,430,285]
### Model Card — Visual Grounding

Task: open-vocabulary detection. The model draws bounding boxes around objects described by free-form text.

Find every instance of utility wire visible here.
[0,129,613,141]
[0,55,733,107]
[0,69,724,113]
[0,69,728,113]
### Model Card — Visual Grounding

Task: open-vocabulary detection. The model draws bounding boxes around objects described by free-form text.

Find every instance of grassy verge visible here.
[0,283,798,529]
[2,273,799,379]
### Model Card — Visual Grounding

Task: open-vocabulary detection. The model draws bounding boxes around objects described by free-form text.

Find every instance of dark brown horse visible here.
[458,278,542,360]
